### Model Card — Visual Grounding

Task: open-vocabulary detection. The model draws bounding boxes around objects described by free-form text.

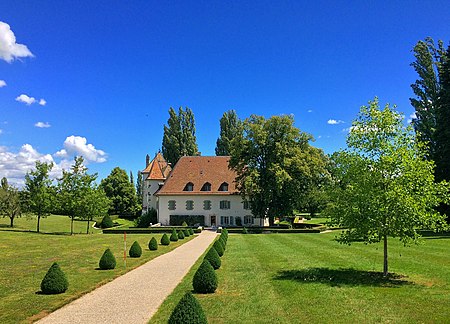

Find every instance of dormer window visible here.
[218,182,229,192]
[183,182,194,191]
[201,182,211,191]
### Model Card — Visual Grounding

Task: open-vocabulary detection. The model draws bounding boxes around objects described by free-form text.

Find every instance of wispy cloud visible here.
[39,99,47,106]
[327,119,345,125]
[0,80,6,88]
[307,109,313,113]
[407,112,416,124]
[35,122,51,128]
[0,21,34,63]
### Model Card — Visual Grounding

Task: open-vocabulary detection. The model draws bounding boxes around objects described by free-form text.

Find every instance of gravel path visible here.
[37,230,218,324]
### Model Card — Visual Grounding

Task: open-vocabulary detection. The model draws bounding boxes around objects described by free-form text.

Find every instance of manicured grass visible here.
[303,217,329,225]
[0,216,195,323]
[151,233,450,323]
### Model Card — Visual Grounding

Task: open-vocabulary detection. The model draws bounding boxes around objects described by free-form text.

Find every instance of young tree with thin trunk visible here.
[79,186,110,234]
[24,161,54,233]
[0,177,22,227]
[325,98,449,276]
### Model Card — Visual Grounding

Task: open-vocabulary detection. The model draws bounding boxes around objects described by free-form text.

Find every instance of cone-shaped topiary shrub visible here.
[170,229,179,242]
[161,233,170,245]
[189,228,194,235]
[99,248,116,270]
[148,237,158,250]
[129,241,142,258]
[193,260,218,293]
[100,214,114,228]
[242,227,248,234]
[178,231,185,240]
[219,237,226,250]
[204,247,221,270]
[181,221,188,227]
[168,292,207,324]
[213,239,224,257]
[183,229,190,237]
[40,262,69,294]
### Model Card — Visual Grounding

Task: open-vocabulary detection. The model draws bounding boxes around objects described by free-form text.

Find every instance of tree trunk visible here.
[10,217,14,227]
[37,215,41,233]
[71,216,74,235]
[383,234,388,276]
[269,215,274,226]
[86,219,90,234]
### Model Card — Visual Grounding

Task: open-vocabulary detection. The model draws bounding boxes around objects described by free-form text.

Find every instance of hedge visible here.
[225,227,322,234]
[103,227,202,234]
[170,215,205,226]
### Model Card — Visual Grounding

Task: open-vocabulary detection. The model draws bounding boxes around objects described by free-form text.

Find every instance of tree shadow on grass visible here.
[420,231,450,240]
[274,268,412,287]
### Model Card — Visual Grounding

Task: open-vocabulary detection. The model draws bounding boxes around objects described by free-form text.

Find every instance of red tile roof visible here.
[156,156,238,196]
[142,152,172,180]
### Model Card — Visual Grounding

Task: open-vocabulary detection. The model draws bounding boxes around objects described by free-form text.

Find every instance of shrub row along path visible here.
[37,230,218,324]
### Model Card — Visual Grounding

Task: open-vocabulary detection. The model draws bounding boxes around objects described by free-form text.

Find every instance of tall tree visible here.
[24,161,54,233]
[325,98,449,276]
[0,177,22,227]
[215,110,243,156]
[130,171,134,186]
[58,157,97,235]
[229,114,328,226]
[100,167,139,216]
[410,37,447,160]
[136,170,143,204]
[162,107,198,165]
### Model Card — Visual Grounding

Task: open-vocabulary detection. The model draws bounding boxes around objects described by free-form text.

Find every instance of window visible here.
[203,200,211,210]
[244,215,253,225]
[243,201,250,210]
[168,200,176,210]
[183,182,194,191]
[220,216,229,225]
[218,182,229,191]
[186,200,194,210]
[220,200,231,209]
[201,182,212,191]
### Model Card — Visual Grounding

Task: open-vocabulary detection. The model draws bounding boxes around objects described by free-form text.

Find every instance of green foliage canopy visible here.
[216,109,243,156]
[325,98,449,275]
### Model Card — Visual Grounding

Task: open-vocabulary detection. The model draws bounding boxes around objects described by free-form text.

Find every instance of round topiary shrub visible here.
[178,231,185,240]
[170,229,179,242]
[242,227,248,234]
[193,260,218,293]
[213,239,224,257]
[161,233,170,245]
[99,248,116,270]
[40,262,69,294]
[129,241,142,258]
[183,229,190,237]
[100,214,114,228]
[168,292,207,324]
[189,228,194,235]
[204,247,221,270]
[148,237,158,250]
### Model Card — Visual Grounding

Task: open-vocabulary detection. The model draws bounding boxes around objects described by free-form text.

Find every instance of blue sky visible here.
[0,1,449,186]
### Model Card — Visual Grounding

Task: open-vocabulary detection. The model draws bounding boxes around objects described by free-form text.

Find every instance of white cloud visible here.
[0,129,3,135]
[16,94,36,105]
[0,136,107,187]
[407,112,417,124]
[39,98,46,106]
[327,119,345,125]
[61,135,107,163]
[0,80,6,88]
[307,109,313,113]
[0,21,34,63]
[35,121,51,128]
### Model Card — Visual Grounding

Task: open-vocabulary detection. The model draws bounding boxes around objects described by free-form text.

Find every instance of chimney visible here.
[146,154,150,166]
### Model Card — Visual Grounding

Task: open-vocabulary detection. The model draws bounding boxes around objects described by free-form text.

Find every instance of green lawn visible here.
[151,232,450,323]
[0,215,194,323]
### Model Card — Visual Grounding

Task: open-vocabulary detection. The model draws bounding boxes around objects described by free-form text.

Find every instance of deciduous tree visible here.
[24,161,54,233]
[100,167,139,216]
[79,186,110,234]
[162,107,198,165]
[230,114,328,225]
[216,110,243,156]
[0,177,21,227]
[325,98,449,276]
